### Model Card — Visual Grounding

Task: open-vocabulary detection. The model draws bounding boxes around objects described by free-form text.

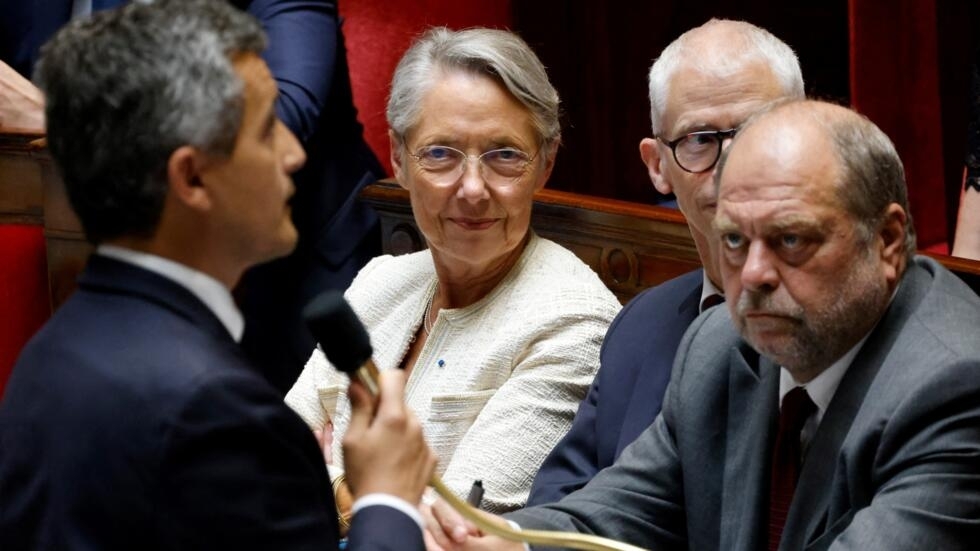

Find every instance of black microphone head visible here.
[302,291,373,374]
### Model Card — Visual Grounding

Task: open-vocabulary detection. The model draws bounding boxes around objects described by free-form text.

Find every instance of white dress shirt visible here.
[779,333,870,452]
[699,273,724,314]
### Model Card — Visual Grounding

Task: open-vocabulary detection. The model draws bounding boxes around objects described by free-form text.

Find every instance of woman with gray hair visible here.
[286,27,620,514]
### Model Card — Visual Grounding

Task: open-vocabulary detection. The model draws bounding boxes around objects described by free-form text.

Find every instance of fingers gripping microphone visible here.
[303,291,381,398]
[303,291,647,551]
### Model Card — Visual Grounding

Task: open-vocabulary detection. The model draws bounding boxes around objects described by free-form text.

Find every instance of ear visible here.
[533,140,559,193]
[877,203,908,286]
[640,137,672,195]
[388,130,409,190]
[166,146,212,212]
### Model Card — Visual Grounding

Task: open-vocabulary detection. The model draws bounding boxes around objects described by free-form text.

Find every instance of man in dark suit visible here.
[429,100,980,550]
[527,19,805,505]
[0,1,434,548]
[0,0,384,393]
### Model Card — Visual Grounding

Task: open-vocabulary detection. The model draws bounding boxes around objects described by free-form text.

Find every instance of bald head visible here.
[712,99,913,380]
[647,19,803,136]
[718,100,916,261]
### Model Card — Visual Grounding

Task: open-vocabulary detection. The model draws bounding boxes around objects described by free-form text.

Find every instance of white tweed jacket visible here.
[285,233,621,512]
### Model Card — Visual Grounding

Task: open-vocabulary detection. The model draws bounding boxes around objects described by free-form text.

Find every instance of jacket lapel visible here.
[781,262,930,550]
[720,344,780,551]
[79,255,236,344]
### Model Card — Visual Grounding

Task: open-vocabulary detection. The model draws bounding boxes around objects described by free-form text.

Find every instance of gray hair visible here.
[34,0,266,243]
[716,99,917,262]
[386,27,560,146]
[825,107,917,260]
[647,19,804,136]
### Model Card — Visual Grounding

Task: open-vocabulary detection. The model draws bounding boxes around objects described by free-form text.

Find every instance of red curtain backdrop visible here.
[339,1,512,175]
[0,225,49,398]
[849,0,945,250]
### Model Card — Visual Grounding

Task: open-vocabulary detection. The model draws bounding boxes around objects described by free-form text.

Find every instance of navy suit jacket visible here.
[0,0,385,392]
[0,256,421,549]
[527,269,705,505]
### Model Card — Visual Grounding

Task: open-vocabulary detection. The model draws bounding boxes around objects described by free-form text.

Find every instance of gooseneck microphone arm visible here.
[303,291,647,551]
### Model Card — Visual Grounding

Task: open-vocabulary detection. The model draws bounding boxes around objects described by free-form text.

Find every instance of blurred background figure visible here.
[953,47,980,260]
[0,2,434,547]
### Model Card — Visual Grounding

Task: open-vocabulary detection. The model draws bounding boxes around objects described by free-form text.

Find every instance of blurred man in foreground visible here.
[0,1,434,548]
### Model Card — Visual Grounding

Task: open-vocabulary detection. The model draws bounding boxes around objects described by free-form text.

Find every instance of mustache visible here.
[736,290,804,319]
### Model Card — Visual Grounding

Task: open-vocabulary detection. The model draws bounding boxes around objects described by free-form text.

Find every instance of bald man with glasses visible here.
[526,19,805,505]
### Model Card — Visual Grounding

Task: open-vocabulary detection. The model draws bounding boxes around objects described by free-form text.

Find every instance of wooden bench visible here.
[0,134,90,311]
[3,135,980,308]
[361,180,980,303]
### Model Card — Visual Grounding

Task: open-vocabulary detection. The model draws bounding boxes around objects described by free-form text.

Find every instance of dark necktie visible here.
[700,293,724,312]
[768,386,816,551]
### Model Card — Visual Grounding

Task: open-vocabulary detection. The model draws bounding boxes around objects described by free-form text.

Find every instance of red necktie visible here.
[768,386,816,551]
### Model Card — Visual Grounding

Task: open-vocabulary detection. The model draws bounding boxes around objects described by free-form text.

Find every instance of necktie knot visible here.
[778,386,816,436]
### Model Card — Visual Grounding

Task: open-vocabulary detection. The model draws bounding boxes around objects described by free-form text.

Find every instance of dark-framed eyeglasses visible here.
[656,128,738,173]
[406,144,537,186]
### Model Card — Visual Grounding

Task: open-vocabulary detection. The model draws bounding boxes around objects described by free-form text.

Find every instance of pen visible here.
[466,479,484,509]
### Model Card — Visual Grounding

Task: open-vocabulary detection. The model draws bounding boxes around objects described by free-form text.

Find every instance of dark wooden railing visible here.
[361,180,980,303]
[0,133,90,311]
[3,133,980,310]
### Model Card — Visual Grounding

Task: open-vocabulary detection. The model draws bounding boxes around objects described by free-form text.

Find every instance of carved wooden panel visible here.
[361,180,980,304]
[361,180,700,303]
[1,135,92,312]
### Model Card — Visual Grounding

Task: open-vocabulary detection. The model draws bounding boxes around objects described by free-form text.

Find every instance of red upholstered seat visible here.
[0,224,50,399]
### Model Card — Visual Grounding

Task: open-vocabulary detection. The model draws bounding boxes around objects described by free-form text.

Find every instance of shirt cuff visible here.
[506,519,531,551]
[351,494,425,532]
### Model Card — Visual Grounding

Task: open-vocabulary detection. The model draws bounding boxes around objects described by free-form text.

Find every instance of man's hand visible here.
[0,60,45,132]
[342,370,436,504]
[422,497,522,551]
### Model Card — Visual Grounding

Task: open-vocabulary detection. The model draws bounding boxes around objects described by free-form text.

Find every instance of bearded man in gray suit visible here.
[425,99,980,551]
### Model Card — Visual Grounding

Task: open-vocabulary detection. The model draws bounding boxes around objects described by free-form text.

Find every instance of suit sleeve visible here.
[827,358,980,550]
[525,375,602,506]
[504,302,724,550]
[435,297,618,513]
[159,374,338,549]
[527,281,695,507]
[347,505,424,551]
[247,0,338,143]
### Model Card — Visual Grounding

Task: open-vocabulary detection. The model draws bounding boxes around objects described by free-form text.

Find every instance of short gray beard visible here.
[735,250,888,380]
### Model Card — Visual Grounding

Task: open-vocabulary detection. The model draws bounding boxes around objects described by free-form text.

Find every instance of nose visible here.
[456,155,489,203]
[279,121,306,174]
[740,240,779,293]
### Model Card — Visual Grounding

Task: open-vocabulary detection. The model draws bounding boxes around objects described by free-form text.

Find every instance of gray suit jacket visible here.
[507,256,980,550]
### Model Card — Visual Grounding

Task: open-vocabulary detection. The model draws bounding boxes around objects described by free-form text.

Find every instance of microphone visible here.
[303,290,380,398]
[303,290,647,551]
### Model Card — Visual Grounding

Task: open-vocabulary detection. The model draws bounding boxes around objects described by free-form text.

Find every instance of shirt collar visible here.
[778,332,870,422]
[96,245,245,342]
[699,272,724,314]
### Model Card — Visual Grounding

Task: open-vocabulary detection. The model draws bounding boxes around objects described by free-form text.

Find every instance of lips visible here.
[742,312,800,334]
[450,218,498,230]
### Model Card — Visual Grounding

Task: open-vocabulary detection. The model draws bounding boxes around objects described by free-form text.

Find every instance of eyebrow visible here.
[669,122,725,139]
[713,214,738,233]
